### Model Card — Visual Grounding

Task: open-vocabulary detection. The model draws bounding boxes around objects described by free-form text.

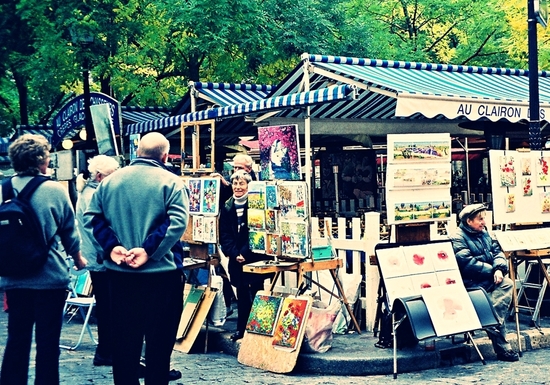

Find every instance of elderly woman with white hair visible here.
[75,155,120,366]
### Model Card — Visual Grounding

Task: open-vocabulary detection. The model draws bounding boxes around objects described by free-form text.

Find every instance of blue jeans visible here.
[0,288,66,385]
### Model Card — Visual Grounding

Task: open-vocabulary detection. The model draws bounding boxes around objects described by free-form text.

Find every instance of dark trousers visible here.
[235,277,265,335]
[108,270,184,385]
[89,270,113,360]
[0,288,66,385]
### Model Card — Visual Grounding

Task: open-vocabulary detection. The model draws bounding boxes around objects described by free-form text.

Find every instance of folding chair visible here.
[60,269,98,350]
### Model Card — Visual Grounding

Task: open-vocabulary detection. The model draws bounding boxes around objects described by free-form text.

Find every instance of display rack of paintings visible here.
[182,177,221,244]
[385,133,452,225]
[376,241,482,337]
[258,124,302,181]
[247,180,310,259]
[489,149,550,224]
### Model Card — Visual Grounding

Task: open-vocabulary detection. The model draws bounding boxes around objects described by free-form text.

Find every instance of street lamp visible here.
[69,25,96,151]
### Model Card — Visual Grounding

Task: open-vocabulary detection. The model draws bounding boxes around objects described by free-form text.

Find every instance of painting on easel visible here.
[422,285,481,337]
[258,124,301,181]
[246,294,283,336]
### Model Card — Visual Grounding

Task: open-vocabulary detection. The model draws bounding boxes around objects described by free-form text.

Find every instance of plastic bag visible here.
[208,267,227,327]
[332,273,362,334]
[302,300,340,353]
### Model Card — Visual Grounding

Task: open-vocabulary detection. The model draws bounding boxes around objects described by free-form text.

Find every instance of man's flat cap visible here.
[458,203,486,222]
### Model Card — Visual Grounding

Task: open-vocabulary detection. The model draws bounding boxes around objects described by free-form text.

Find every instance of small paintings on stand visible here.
[185,177,221,244]
[247,180,310,259]
[376,241,463,310]
[186,178,221,216]
[489,150,550,224]
[385,134,451,226]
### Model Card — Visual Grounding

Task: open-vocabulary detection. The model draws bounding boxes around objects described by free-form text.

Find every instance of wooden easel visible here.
[243,258,361,334]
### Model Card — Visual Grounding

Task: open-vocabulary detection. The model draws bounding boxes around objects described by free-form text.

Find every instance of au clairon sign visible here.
[457,103,546,120]
[52,92,121,147]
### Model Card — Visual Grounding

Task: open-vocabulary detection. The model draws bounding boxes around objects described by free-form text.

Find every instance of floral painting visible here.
[522,177,533,196]
[538,157,550,186]
[272,297,309,350]
[499,155,516,187]
[192,215,203,242]
[258,125,301,181]
[506,193,515,213]
[246,294,283,336]
[202,216,217,243]
[541,192,550,213]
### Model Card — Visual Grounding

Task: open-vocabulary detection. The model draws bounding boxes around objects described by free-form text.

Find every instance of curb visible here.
[208,326,550,376]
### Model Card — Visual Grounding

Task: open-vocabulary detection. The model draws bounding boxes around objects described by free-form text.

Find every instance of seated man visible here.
[449,203,519,362]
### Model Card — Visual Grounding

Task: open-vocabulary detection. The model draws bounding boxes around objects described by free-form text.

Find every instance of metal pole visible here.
[83,66,95,150]
[528,0,542,150]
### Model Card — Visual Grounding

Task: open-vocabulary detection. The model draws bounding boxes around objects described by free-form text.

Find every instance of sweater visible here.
[75,179,104,272]
[0,176,80,290]
[84,158,189,273]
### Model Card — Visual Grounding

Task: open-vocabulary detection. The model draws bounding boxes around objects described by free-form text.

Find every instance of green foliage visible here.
[0,0,549,135]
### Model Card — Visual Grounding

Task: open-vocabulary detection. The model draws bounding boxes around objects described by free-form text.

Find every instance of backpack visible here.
[0,176,51,277]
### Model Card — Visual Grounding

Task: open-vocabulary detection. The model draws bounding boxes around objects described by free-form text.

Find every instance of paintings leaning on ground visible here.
[385,133,452,225]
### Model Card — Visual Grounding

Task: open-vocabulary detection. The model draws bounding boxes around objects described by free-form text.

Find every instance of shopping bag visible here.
[208,267,227,327]
[302,300,340,353]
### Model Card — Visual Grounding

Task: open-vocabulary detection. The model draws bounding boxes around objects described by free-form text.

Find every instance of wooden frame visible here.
[181,119,216,174]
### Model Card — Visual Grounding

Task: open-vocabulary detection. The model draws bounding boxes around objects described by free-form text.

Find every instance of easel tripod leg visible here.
[509,255,522,357]
[467,332,486,365]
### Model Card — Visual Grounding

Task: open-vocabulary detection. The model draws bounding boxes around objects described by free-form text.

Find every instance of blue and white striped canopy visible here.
[190,82,275,108]
[126,84,356,135]
[269,54,550,123]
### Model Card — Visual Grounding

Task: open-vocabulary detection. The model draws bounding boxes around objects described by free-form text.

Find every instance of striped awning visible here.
[190,82,275,108]
[268,54,550,124]
[122,106,170,126]
[126,84,356,135]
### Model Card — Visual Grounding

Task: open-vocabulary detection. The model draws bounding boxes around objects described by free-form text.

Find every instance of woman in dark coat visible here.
[219,170,271,341]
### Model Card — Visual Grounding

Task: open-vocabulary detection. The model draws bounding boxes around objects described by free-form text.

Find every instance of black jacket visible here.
[218,197,267,285]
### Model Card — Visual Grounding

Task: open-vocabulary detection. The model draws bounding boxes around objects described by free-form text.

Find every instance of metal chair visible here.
[60,270,97,350]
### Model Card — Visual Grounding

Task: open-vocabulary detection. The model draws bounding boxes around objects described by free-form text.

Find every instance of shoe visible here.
[93,355,113,366]
[496,350,519,362]
[138,363,182,381]
[230,331,243,341]
[168,369,182,382]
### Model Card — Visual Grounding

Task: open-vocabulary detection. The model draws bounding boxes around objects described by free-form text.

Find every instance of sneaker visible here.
[496,350,519,362]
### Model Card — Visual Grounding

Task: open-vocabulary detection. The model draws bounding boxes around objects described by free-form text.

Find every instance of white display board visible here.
[385,133,452,225]
[489,149,550,225]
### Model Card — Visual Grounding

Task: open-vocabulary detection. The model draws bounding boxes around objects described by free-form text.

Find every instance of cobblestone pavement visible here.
[2,301,550,384]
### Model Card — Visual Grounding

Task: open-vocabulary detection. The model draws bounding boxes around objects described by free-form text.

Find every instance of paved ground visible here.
[2,293,550,384]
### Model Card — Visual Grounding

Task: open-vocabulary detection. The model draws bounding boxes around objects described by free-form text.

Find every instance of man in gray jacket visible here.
[450,203,519,362]
[85,132,189,384]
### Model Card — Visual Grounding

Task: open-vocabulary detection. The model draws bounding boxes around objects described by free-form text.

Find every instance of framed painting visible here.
[387,133,451,163]
[188,179,202,214]
[248,181,267,210]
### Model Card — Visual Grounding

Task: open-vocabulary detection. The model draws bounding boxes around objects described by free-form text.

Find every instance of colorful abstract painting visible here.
[266,233,281,256]
[272,297,309,350]
[266,184,279,209]
[188,179,202,213]
[201,178,220,215]
[265,209,278,232]
[245,294,283,336]
[258,125,301,181]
